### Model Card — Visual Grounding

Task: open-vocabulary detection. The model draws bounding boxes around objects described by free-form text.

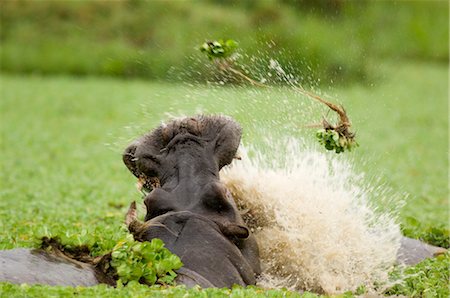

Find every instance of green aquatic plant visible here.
[385,253,449,297]
[38,235,183,286]
[316,127,358,154]
[110,235,183,285]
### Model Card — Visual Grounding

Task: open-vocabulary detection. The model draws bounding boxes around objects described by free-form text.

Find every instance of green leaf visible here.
[199,39,239,60]
[332,131,339,141]
[110,236,183,286]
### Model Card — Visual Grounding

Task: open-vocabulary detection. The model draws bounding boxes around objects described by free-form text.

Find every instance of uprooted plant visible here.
[199,39,358,153]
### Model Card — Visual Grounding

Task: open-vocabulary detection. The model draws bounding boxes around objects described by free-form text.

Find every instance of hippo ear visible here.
[206,116,242,169]
[220,223,250,239]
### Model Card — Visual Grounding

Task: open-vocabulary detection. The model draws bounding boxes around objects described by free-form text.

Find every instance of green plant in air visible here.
[316,128,358,154]
[199,39,238,60]
[110,234,183,285]
[199,39,357,153]
[199,39,266,87]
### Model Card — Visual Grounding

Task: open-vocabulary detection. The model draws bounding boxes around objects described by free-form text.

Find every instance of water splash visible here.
[127,41,404,293]
[221,139,402,294]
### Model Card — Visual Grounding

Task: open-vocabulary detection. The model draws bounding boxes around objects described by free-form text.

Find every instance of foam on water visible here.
[221,139,402,294]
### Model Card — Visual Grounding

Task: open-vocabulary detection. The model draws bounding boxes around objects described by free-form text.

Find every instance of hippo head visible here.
[123,115,241,192]
[122,115,246,225]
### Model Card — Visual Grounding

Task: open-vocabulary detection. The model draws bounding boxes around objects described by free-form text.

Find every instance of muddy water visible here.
[221,140,403,294]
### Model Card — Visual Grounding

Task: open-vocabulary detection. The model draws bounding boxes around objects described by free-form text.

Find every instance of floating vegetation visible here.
[110,235,183,286]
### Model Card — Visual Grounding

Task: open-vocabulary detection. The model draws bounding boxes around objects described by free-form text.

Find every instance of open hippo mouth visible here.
[121,115,261,288]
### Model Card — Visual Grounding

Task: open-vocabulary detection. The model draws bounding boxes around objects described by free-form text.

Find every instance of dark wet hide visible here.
[132,211,257,288]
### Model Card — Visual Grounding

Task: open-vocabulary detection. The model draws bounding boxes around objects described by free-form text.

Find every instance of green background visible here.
[0,1,448,297]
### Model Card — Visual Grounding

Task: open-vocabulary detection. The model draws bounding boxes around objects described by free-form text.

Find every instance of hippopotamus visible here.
[0,115,446,288]
[122,115,261,287]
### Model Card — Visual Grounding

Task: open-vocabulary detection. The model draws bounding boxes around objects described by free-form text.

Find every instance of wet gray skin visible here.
[397,236,447,265]
[0,249,104,286]
[128,209,257,288]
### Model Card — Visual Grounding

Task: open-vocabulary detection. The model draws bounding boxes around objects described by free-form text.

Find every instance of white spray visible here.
[136,49,405,294]
[221,139,402,294]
